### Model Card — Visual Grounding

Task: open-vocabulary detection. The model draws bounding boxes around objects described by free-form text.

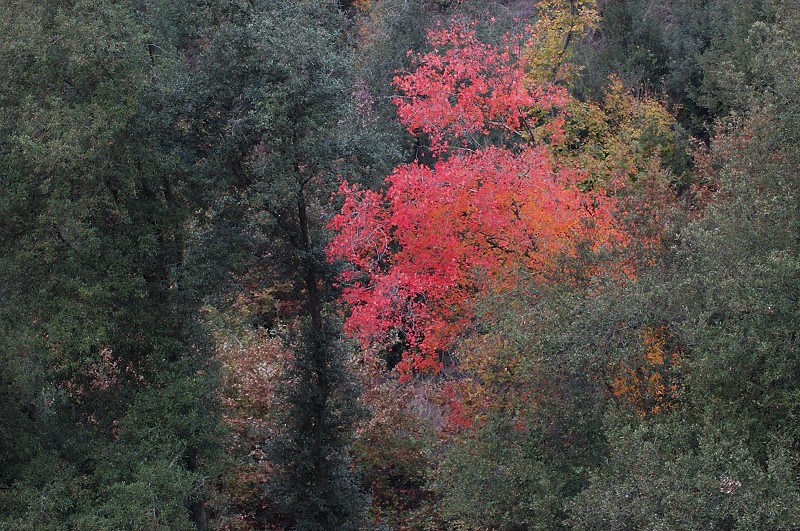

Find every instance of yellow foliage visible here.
[525,0,600,84]
[522,0,679,195]
[560,75,678,188]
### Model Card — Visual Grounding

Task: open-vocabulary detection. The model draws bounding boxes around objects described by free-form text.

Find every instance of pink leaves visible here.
[327,21,622,379]
[392,23,567,153]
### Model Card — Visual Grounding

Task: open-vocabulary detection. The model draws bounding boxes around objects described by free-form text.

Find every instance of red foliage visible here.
[392,22,567,153]
[442,383,474,431]
[328,22,624,379]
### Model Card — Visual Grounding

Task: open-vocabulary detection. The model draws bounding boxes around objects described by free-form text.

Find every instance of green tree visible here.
[185,1,372,527]
[571,29,800,524]
[0,1,220,527]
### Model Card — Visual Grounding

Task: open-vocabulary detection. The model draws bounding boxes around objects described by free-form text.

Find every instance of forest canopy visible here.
[1,0,798,529]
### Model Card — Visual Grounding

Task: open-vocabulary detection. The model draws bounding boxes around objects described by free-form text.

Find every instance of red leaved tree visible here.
[328,22,624,379]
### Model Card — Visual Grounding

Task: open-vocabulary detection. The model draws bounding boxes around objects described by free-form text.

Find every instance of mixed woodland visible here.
[1,0,799,528]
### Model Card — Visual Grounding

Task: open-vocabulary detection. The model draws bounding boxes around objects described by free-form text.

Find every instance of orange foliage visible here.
[610,325,682,416]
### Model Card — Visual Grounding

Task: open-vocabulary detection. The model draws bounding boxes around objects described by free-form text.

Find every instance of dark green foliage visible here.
[267,325,369,530]
[570,96,798,524]
[569,414,800,530]
[434,282,611,529]
[0,1,220,527]
[439,418,569,530]
[182,0,372,526]
[185,0,386,298]
[575,93,798,531]
[353,0,434,173]
[574,0,779,136]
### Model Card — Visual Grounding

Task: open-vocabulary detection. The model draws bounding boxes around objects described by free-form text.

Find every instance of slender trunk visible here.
[297,190,323,334]
[297,186,333,528]
[187,447,209,531]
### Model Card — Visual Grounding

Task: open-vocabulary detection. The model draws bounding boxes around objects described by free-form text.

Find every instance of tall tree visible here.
[187,1,371,527]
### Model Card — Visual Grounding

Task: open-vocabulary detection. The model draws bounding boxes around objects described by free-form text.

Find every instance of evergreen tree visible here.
[0,1,220,527]
[186,0,371,526]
